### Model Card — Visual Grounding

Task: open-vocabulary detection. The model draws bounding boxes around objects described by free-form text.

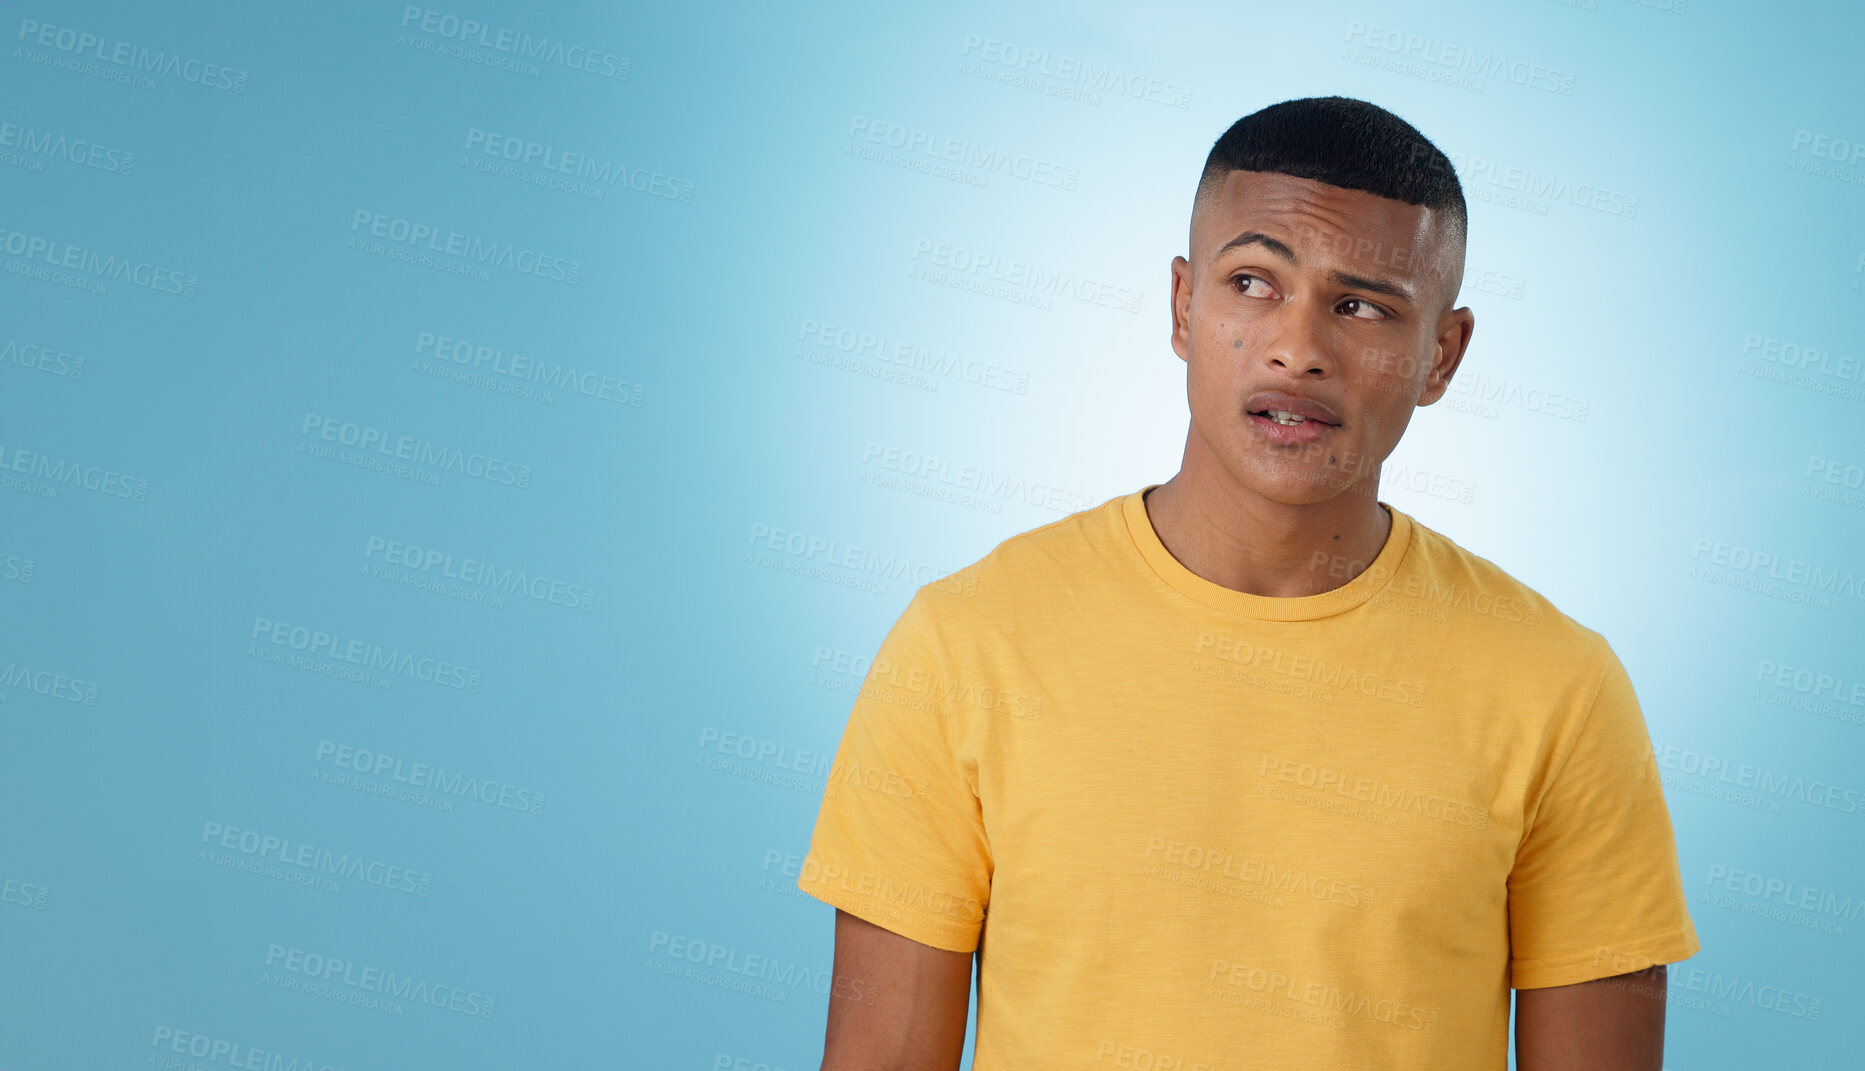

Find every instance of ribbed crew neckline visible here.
[1118,483,1414,621]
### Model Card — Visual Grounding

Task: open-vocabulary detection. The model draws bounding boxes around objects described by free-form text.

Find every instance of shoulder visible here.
[1394,511,1615,671]
[902,490,1128,639]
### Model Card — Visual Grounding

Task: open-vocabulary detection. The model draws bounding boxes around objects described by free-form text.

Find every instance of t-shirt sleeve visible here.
[795,586,992,953]
[1507,640,1701,989]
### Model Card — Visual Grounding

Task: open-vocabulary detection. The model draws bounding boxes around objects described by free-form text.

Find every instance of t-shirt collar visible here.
[1119,483,1414,621]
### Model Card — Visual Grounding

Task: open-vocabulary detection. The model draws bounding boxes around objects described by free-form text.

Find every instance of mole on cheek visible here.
[1233,340,1242,348]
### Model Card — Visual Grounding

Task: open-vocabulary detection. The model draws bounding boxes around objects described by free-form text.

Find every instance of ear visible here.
[1418,306,1475,405]
[1170,255,1193,364]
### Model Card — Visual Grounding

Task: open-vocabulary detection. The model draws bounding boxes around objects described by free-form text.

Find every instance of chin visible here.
[1231,469,1342,507]
[1225,438,1377,504]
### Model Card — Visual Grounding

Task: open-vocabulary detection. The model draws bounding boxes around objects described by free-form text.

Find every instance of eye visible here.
[1338,297,1391,321]
[1230,273,1276,299]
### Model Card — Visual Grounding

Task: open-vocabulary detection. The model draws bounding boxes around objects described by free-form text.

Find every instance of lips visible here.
[1244,390,1341,427]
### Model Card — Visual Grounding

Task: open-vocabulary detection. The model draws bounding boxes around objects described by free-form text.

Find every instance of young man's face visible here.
[1169,169,1474,508]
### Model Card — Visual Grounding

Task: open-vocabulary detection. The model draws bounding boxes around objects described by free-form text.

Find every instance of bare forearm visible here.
[820,909,973,1071]
[1515,965,1667,1071]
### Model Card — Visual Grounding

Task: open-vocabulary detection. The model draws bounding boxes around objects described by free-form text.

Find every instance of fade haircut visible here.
[1195,96,1467,296]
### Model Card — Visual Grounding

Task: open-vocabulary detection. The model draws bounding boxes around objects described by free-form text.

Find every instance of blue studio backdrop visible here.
[3,1,1863,1068]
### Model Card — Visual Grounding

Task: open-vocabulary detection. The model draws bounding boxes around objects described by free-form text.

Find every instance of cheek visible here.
[1193,316,1264,375]
[1186,350,1248,413]
[1353,345,1429,406]
[1204,312,1265,350]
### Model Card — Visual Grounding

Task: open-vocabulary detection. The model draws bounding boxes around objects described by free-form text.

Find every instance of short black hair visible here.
[1196,95,1466,259]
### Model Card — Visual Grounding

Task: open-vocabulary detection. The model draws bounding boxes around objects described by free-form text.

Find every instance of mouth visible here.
[1243,390,1342,429]
[1243,397,1341,445]
[1248,407,1339,428]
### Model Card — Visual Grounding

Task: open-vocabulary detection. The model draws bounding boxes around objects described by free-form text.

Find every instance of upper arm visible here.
[1515,964,1666,1071]
[1508,644,1699,989]
[820,908,974,1071]
[796,587,994,954]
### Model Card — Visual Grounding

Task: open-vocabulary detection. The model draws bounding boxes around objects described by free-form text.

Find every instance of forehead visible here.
[1195,169,1449,284]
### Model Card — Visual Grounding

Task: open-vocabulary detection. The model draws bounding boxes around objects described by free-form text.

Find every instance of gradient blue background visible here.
[3,1,1862,1068]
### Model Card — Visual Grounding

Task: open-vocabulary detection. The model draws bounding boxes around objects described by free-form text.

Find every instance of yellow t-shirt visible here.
[797,484,1700,1069]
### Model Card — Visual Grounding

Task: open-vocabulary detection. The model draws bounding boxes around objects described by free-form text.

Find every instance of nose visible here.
[1260,305,1334,378]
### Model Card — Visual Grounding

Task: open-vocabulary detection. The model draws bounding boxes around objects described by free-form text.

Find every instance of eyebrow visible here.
[1214,229,1417,305]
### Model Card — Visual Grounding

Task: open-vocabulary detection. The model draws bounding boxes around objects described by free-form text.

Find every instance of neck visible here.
[1143,450,1391,599]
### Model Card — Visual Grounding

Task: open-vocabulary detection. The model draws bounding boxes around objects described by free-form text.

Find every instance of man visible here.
[797,96,1698,1070]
